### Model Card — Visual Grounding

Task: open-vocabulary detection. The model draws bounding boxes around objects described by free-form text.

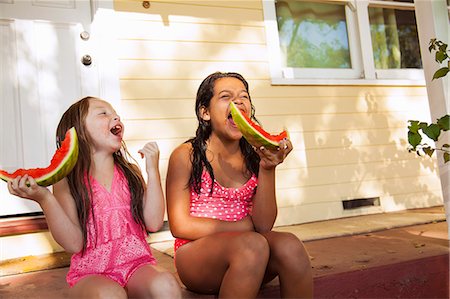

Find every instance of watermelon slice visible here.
[229,102,288,149]
[0,127,79,187]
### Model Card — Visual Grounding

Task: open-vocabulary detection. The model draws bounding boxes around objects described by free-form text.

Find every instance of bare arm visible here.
[8,175,83,253]
[166,143,254,240]
[251,138,293,233]
[139,141,165,232]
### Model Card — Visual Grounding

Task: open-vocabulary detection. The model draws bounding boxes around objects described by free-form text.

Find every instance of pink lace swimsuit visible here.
[66,165,157,287]
[174,170,258,253]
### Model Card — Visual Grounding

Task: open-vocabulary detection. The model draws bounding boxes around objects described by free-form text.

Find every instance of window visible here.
[367,0,422,79]
[369,7,421,70]
[278,2,351,69]
[262,0,425,84]
[265,0,362,80]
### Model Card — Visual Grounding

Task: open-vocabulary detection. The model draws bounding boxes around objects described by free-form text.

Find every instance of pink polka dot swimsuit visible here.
[66,165,157,287]
[174,169,258,252]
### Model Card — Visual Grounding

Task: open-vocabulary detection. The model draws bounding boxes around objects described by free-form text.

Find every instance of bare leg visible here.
[69,275,127,299]
[175,231,269,298]
[262,231,313,298]
[126,264,181,299]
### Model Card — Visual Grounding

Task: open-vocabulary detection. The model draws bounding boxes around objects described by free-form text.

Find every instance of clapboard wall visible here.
[113,0,443,226]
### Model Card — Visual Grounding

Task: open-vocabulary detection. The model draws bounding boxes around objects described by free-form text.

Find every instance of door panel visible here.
[0,0,92,27]
[0,0,97,216]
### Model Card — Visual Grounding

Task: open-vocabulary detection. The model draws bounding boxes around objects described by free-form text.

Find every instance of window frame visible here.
[262,0,426,86]
[448,0,450,19]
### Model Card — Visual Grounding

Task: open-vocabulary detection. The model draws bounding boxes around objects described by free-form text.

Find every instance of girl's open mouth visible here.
[110,125,122,136]
[228,113,236,126]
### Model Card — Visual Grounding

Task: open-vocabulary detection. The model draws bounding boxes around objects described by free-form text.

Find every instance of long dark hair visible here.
[55,96,146,253]
[188,72,260,193]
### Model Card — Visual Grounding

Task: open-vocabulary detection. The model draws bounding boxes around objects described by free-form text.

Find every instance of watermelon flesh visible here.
[0,127,79,187]
[229,102,288,149]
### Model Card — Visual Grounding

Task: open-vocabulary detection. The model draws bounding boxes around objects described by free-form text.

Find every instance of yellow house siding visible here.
[113,0,443,226]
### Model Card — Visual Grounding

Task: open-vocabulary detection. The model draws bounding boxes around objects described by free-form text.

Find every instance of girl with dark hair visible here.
[7,97,181,298]
[166,72,313,298]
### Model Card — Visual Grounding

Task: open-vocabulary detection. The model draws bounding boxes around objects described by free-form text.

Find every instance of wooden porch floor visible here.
[0,207,448,298]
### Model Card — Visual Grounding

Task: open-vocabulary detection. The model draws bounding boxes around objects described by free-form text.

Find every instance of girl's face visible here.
[202,77,252,142]
[84,98,124,154]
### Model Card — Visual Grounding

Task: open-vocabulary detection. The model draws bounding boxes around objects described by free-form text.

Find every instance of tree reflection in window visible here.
[369,7,422,69]
[275,0,351,69]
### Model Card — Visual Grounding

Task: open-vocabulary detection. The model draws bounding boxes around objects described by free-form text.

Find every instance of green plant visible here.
[407,39,450,163]
[429,38,449,79]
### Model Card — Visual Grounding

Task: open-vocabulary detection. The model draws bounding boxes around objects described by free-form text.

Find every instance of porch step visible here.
[314,254,448,298]
[309,222,449,298]
[0,221,448,298]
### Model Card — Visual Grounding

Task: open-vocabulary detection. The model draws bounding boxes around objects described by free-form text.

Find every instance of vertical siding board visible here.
[114,0,443,225]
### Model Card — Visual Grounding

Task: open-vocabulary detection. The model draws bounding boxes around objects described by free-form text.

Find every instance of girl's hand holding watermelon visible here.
[254,138,292,171]
[7,174,52,203]
[228,100,293,170]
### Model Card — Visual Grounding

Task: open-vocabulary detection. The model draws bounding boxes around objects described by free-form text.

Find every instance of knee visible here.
[272,233,311,269]
[88,285,127,299]
[231,232,270,268]
[147,272,182,299]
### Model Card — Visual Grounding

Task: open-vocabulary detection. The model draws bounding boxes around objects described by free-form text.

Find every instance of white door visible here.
[0,0,101,216]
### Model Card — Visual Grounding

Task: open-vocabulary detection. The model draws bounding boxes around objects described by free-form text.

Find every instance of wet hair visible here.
[187,72,261,193]
[55,96,146,253]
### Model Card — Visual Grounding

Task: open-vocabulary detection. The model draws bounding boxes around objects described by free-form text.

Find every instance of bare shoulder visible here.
[169,142,192,167]
[166,142,193,186]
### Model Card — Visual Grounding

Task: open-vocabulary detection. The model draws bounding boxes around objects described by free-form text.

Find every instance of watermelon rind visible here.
[0,127,79,187]
[229,102,288,149]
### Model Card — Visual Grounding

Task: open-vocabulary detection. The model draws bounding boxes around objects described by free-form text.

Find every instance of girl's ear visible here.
[199,106,211,121]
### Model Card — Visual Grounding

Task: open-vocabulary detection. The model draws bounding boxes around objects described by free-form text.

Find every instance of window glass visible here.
[275,0,351,69]
[368,6,422,69]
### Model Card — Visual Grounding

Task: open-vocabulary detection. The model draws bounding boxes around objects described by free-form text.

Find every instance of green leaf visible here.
[408,120,420,133]
[423,146,435,157]
[408,131,422,148]
[436,51,447,63]
[444,152,450,163]
[422,123,441,141]
[432,67,449,80]
[437,115,450,131]
[419,122,429,130]
[429,38,437,52]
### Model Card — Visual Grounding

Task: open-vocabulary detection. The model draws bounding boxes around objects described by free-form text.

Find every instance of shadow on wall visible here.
[115,0,442,226]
